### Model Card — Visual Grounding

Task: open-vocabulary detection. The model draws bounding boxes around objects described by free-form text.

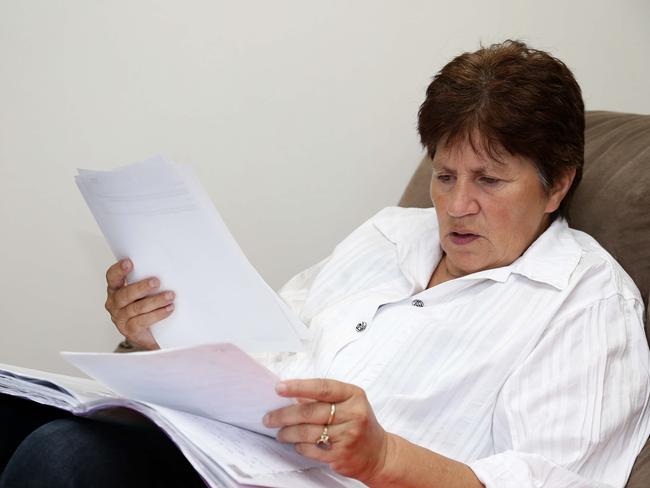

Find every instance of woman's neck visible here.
[427,255,459,289]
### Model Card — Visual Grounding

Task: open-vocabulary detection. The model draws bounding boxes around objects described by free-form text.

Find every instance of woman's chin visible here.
[445,255,491,278]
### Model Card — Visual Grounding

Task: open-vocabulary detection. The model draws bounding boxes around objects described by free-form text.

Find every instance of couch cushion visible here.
[398,154,434,209]
[627,429,650,488]
[570,111,650,313]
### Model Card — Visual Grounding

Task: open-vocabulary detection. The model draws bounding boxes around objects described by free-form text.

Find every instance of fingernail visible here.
[275,382,288,394]
[262,414,270,426]
[165,304,174,312]
[121,259,131,271]
[149,279,159,288]
[165,291,175,300]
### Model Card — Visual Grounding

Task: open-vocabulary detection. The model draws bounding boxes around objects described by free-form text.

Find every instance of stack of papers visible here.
[0,356,361,487]
[0,155,366,486]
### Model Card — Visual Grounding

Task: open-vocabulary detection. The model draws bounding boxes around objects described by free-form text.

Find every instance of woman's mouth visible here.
[449,232,480,245]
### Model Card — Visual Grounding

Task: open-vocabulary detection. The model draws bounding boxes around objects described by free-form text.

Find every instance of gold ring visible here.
[316,426,331,449]
[326,403,336,425]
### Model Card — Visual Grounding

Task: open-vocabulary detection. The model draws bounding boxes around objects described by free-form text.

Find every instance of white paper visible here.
[0,363,115,405]
[62,343,292,436]
[147,405,354,487]
[149,406,321,479]
[75,155,310,352]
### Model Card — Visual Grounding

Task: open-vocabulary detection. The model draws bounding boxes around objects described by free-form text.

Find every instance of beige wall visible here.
[1,0,649,375]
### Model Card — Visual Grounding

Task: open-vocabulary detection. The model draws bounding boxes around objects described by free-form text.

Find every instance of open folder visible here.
[0,350,357,487]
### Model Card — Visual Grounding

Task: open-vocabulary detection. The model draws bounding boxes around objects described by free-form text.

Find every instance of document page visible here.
[149,405,362,487]
[75,155,310,352]
[150,406,321,479]
[62,343,292,436]
[0,363,116,407]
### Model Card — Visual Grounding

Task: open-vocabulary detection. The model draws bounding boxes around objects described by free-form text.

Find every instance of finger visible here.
[123,304,174,336]
[264,399,347,428]
[275,421,348,445]
[123,328,159,351]
[106,259,132,291]
[296,397,316,404]
[121,305,174,346]
[275,379,358,403]
[293,441,340,464]
[292,419,373,465]
[111,277,161,310]
[116,291,175,323]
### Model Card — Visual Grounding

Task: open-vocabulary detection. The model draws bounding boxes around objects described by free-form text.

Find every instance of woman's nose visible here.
[446,181,480,217]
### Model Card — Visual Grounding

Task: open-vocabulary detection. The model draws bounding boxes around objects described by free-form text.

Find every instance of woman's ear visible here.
[545,167,577,214]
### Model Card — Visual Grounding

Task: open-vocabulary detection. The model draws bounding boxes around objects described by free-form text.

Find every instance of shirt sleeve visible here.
[250,257,331,369]
[277,255,331,322]
[468,294,650,488]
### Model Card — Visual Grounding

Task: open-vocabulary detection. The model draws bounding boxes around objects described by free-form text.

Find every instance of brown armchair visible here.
[399,110,650,487]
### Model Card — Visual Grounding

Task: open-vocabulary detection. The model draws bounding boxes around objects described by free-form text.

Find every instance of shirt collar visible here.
[373,207,582,291]
[373,208,441,293]
[507,217,582,290]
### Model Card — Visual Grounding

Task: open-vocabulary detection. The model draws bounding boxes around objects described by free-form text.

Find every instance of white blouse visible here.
[268,206,650,488]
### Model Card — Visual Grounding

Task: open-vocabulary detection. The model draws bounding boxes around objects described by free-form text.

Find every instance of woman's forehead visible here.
[434,129,512,163]
[433,142,509,171]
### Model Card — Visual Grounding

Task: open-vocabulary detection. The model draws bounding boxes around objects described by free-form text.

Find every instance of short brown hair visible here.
[417,40,584,220]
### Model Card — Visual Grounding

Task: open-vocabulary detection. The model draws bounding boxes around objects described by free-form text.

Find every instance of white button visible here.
[355,321,367,332]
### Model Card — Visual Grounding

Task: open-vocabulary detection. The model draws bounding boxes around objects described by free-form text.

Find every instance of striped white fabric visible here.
[267,206,650,487]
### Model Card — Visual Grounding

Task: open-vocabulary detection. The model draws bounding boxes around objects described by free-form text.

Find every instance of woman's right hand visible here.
[104,259,175,350]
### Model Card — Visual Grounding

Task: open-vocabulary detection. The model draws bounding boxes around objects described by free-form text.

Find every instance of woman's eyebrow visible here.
[432,163,455,173]
[432,163,505,175]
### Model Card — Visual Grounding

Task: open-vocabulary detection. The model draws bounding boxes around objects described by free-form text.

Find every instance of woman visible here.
[2,40,649,488]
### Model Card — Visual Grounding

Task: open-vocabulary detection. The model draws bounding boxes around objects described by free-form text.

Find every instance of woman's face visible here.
[430,137,571,278]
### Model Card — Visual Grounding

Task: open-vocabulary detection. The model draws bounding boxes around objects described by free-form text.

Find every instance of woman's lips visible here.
[449,232,480,245]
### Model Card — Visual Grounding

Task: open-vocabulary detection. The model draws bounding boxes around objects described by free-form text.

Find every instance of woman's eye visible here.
[436,174,454,183]
[479,176,501,186]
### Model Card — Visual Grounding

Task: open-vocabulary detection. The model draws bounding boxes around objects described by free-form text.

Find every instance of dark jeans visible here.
[0,394,206,487]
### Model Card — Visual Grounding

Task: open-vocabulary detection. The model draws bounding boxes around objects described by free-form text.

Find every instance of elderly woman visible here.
[1,40,649,488]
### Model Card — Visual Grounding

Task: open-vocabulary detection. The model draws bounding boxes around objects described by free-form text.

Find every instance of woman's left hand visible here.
[263,378,390,482]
